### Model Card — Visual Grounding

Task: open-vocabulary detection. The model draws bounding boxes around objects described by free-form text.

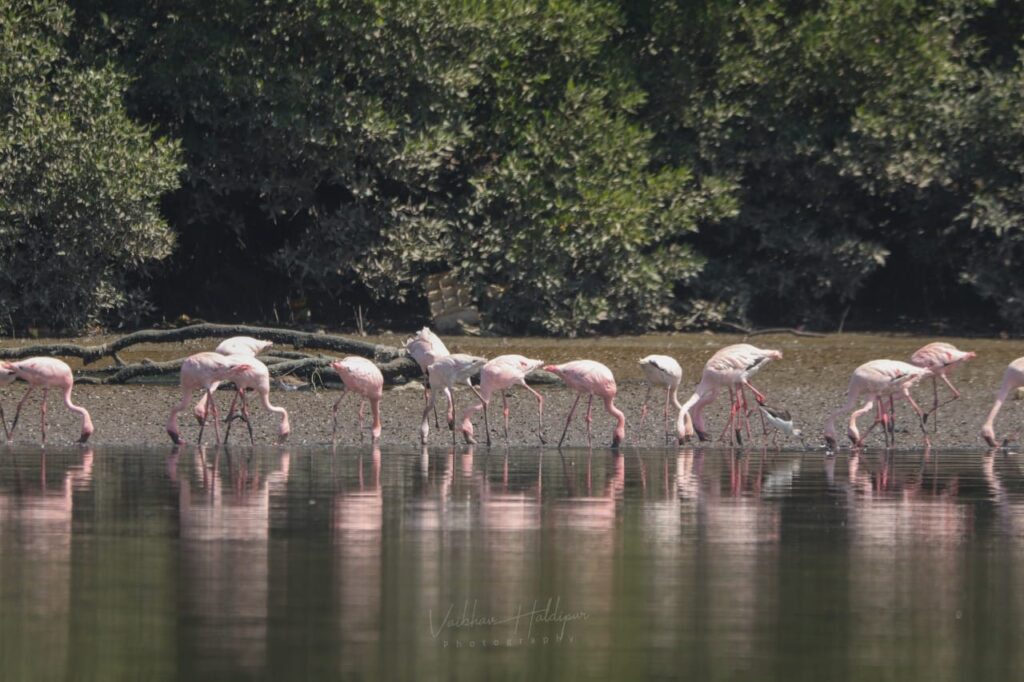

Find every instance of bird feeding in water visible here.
[421,354,487,445]
[330,356,384,443]
[459,355,546,446]
[757,404,805,448]
[637,355,691,444]
[980,356,1024,448]
[0,357,93,444]
[544,360,625,449]
[909,342,976,430]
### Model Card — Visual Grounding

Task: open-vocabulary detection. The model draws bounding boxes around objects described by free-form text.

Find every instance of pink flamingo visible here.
[824,359,931,450]
[458,355,545,446]
[330,356,384,443]
[980,357,1024,447]
[544,360,625,448]
[637,355,690,443]
[909,342,976,427]
[0,357,93,444]
[194,336,273,422]
[221,356,290,445]
[421,354,487,445]
[166,352,253,445]
[405,327,451,428]
[676,344,782,445]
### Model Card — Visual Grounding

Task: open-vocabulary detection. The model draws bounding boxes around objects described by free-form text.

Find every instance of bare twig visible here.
[719,321,827,339]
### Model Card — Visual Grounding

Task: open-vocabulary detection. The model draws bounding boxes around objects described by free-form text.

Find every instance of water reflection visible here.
[1,445,1024,678]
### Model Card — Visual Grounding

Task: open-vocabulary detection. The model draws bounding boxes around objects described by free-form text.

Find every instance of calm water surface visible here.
[1,444,1022,680]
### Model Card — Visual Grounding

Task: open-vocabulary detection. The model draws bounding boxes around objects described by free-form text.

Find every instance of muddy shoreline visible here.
[0,332,1019,450]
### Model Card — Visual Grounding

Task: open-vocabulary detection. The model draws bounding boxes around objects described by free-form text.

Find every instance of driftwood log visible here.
[1,324,421,386]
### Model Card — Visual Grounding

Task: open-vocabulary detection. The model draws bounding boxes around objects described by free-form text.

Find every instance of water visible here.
[1,444,1022,680]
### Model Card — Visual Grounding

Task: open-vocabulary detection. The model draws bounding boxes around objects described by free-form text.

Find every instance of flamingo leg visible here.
[743,380,767,405]
[332,388,346,445]
[585,394,594,448]
[9,386,35,440]
[223,391,241,444]
[0,404,8,441]
[558,393,583,448]
[925,374,962,428]
[240,391,254,445]
[637,385,652,442]
[502,392,510,444]
[358,399,366,442]
[483,398,492,447]
[521,382,545,445]
[663,387,672,441]
[719,387,738,444]
[40,388,48,444]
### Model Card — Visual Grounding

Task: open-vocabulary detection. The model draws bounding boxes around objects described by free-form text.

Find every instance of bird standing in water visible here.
[824,359,931,450]
[909,342,976,429]
[167,352,253,445]
[405,327,451,428]
[757,405,805,448]
[459,355,546,446]
[421,354,487,445]
[980,357,1024,447]
[637,355,690,444]
[0,357,93,444]
[544,360,625,449]
[677,344,783,445]
[330,356,384,443]
[221,356,291,445]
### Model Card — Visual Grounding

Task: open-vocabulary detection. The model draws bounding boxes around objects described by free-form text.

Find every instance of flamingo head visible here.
[0,362,16,386]
[542,364,563,377]
[981,425,999,448]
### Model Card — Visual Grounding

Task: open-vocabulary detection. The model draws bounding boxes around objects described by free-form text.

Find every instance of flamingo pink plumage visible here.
[421,354,487,444]
[824,359,931,450]
[167,352,253,445]
[194,336,273,422]
[330,356,384,442]
[637,355,689,443]
[0,357,93,443]
[405,327,452,428]
[909,342,976,427]
[980,357,1024,447]
[221,356,290,445]
[676,344,782,445]
[458,355,545,446]
[544,360,625,448]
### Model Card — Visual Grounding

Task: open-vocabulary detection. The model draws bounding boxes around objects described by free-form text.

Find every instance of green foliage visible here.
[0,0,181,332]
[72,0,725,334]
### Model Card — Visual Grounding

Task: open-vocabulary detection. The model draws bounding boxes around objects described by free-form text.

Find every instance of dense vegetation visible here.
[2,0,1022,334]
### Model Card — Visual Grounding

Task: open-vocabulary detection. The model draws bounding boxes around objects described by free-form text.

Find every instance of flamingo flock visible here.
[3,327,1024,452]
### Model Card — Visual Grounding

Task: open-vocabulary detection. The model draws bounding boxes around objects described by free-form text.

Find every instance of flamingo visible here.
[166,352,253,445]
[221,356,290,445]
[330,356,384,443]
[544,360,625,448]
[676,344,783,445]
[824,359,931,450]
[637,355,690,443]
[0,357,93,444]
[421,354,487,445]
[405,327,451,428]
[458,355,545,446]
[194,335,273,422]
[909,342,976,427]
[980,357,1024,447]
[215,336,273,356]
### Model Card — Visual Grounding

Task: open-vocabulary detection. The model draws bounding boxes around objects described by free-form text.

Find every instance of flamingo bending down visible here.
[637,355,690,443]
[221,356,290,445]
[458,355,545,446]
[980,357,1024,447]
[0,357,93,444]
[824,359,931,450]
[676,344,783,445]
[405,327,452,428]
[167,352,253,445]
[544,360,625,448]
[421,354,487,444]
[909,342,976,427]
[194,335,273,422]
[330,356,384,442]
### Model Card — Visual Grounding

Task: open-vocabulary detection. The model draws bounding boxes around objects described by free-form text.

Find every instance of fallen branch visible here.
[719,322,827,339]
[0,323,405,365]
